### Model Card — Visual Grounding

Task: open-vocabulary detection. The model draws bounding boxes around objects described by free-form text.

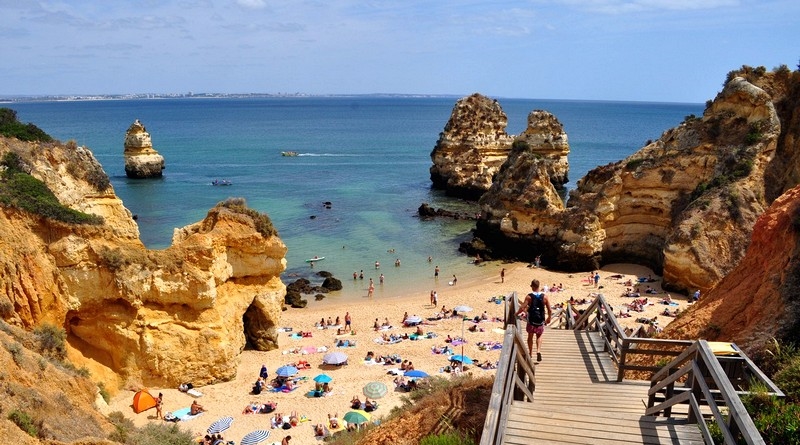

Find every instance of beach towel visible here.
[290,333,303,339]
[187,388,203,398]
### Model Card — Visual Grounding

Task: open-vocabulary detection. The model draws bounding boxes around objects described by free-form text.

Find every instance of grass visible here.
[8,409,40,437]
[217,197,278,237]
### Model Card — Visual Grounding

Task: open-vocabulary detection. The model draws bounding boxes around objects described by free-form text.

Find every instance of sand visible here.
[104,261,687,444]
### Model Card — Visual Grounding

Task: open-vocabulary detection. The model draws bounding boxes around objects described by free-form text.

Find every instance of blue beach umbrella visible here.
[404,369,429,378]
[240,429,270,445]
[313,373,333,383]
[276,365,298,377]
[450,355,474,365]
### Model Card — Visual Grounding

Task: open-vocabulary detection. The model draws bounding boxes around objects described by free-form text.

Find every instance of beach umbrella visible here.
[404,369,429,378]
[450,355,474,365]
[343,410,371,425]
[363,381,388,399]
[405,315,423,324]
[453,305,472,313]
[240,429,270,445]
[313,373,333,383]
[323,351,349,365]
[275,365,298,377]
[207,416,233,434]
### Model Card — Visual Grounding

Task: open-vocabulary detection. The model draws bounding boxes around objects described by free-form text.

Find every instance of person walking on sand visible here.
[452,274,457,285]
[593,271,600,288]
[500,268,505,283]
[516,279,552,363]
[345,312,352,331]
[430,290,435,306]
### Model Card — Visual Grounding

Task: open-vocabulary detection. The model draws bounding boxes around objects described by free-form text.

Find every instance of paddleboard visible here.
[305,257,325,262]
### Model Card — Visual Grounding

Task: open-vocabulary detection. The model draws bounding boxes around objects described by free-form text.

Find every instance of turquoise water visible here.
[10,97,702,302]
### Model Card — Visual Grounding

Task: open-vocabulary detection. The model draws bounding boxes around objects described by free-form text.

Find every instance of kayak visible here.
[305,257,325,262]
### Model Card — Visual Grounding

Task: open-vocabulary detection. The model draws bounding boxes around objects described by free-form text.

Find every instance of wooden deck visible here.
[501,329,705,445]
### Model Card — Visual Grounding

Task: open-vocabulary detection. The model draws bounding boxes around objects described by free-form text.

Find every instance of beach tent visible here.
[132,389,158,414]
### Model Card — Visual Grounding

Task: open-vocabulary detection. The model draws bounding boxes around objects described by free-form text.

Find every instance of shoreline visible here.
[105,261,686,444]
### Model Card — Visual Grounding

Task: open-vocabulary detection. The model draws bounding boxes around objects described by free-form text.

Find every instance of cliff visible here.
[661,184,800,356]
[430,95,571,200]
[430,93,514,200]
[0,135,287,389]
[469,66,800,294]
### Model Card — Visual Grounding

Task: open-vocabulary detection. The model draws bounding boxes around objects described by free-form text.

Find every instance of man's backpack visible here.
[527,292,545,326]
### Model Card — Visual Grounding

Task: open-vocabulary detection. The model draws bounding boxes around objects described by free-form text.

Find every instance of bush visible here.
[0,108,53,142]
[8,409,39,437]
[625,159,646,170]
[108,411,195,445]
[0,157,104,225]
[773,355,800,403]
[217,197,277,237]
[742,389,800,445]
[34,323,67,360]
[420,431,476,445]
[5,341,23,365]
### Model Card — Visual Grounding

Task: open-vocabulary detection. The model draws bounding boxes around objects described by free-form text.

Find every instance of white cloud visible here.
[559,0,739,14]
[236,0,267,9]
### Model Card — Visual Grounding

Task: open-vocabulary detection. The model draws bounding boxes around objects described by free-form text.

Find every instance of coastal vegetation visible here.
[108,411,195,445]
[0,108,52,142]
[0,151,104,225]
[217,197,278,237]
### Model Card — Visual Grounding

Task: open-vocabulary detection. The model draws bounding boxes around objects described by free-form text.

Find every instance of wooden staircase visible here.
[501,330,705,445]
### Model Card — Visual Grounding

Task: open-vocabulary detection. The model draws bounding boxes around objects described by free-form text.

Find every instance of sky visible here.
[2,0,798,103]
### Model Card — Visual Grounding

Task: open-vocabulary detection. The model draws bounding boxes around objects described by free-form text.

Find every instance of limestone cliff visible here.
[430,93,514,200]
[123,119,164,179]
[471,67,800,293]
[660,185,800,356]
[514,110,570,188]
[0,135,286,388]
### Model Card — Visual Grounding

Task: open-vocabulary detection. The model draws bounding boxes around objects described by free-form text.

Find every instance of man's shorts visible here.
[526,323,544,337]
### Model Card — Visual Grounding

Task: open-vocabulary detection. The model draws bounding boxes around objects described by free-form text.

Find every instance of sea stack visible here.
[124,119,165,178]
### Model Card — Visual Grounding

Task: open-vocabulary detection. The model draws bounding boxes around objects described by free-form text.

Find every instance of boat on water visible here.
[305,256,325,263]
[211,179,232,186]
[281,151,299,157]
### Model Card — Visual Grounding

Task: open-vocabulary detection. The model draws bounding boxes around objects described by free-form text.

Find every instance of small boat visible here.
[281,151,299,157]
[305,256,325,263]
[211,179,232,186]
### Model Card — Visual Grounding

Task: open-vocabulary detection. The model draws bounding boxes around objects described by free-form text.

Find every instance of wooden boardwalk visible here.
[501,329,705,445]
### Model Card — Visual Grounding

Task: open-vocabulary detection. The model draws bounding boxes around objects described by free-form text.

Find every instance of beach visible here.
[104,261,687,444]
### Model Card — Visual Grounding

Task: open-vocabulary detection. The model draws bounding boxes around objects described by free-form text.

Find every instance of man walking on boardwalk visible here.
[516,279,552,362]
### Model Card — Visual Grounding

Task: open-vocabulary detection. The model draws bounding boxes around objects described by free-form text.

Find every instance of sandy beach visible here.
[104,261,687,444]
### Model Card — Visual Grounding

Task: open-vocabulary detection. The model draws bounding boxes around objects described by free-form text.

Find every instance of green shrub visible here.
[34,323,67,360]
[742,390,800,445]
[8,409,39,437]
[5,341,23,365]
[773,355,800,403]
[217,197,277,238]
[420,431,476,445]
[0,162,104,225]
[129,422,196,445]
[98,381,111,403]
[0,108,53,142]
[625,159,646,170]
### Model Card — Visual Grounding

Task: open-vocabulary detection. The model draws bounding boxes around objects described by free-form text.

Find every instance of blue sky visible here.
[2,0,798,102]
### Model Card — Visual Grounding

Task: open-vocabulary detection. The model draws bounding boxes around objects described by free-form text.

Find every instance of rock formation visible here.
[430,93,514,200]
[468,67,800,294]
[660,184,800,357]
[514,110,570,188]
[1,135,286,388]
[123,119,165,178]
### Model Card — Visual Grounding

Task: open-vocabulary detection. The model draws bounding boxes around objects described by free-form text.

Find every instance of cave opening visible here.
[242,299,276,351]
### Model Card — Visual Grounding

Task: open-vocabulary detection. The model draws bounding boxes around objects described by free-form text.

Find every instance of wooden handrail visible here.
[480,291,537,445]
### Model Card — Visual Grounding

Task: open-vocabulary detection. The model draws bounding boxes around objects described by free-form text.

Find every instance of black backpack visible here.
[527,292,545,325]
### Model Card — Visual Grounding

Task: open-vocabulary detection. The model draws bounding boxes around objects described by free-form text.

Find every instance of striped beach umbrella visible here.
[240,429,270,445]
[363,381,388,399]
[207,416,233,434]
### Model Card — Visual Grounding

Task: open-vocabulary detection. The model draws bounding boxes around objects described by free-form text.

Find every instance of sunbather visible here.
[314,423,326,437]
[350,395,361,409]
[190,400,205,415]
[364,399,376,412]
[328,413,340,429]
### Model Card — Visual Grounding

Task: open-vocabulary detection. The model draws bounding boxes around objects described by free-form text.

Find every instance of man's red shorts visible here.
[526,323,544,337]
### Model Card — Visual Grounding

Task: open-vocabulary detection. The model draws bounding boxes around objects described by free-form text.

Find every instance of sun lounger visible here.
[187,388,203,398]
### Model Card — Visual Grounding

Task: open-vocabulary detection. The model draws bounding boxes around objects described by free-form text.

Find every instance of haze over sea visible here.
[12,97,702,304]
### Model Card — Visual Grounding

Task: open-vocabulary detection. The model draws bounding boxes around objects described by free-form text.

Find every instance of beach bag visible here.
[164,412,178,422]
[527,292,546,326]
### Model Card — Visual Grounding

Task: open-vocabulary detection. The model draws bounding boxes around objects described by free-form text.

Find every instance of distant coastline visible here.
[0,92,462,104]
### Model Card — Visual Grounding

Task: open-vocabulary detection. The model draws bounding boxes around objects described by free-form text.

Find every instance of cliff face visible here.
[472,69,800,293]
[123,120,165,179]
[514,110,570,188]
[430,93,514,200]
[0,136,286,388]
[661,185,800,356]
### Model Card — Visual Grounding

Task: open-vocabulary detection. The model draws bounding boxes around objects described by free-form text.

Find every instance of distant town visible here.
[0,92,457,103]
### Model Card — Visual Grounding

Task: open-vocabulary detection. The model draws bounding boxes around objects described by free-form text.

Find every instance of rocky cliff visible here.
[0,135,286,388]
[660,184,800,356]
[123,119,164,179]
[430,93,514,200]
[469,67,800,294]
[430,95,571,200]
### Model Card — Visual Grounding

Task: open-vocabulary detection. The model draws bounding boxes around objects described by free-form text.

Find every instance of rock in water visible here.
[124,119,165,178]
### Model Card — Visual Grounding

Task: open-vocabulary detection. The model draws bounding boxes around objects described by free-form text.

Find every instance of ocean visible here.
[9,96,702,303]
